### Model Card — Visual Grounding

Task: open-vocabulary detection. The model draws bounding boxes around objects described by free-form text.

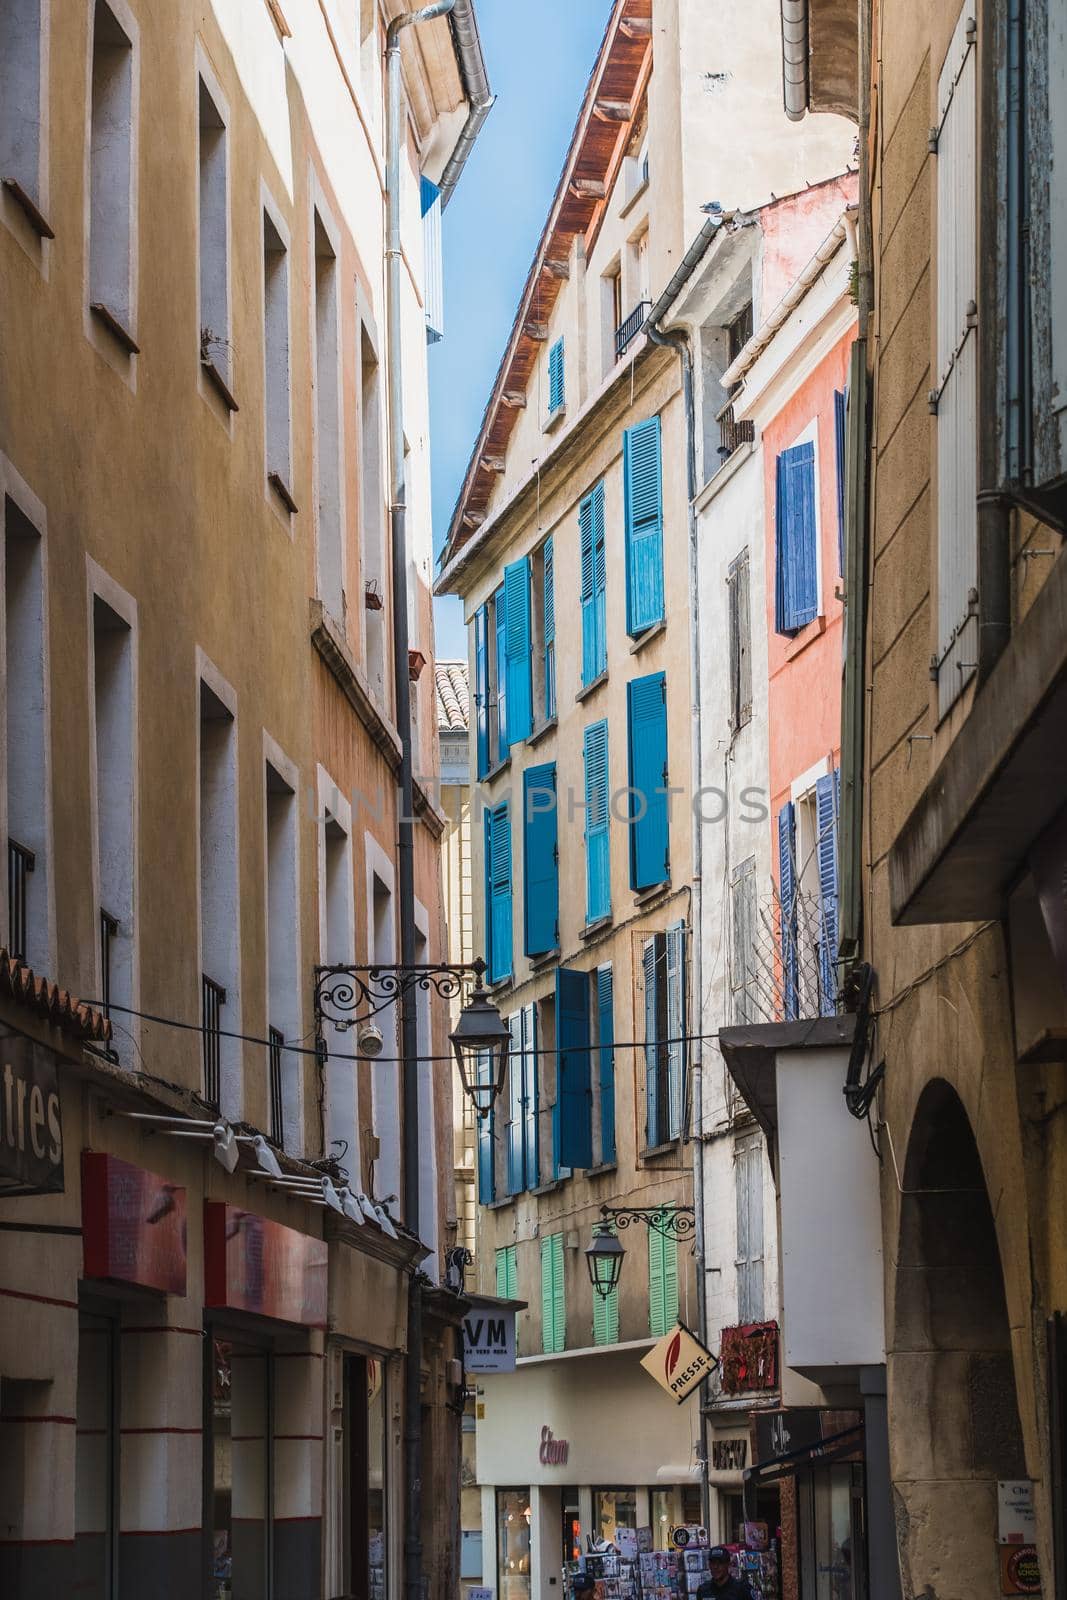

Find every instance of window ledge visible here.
[629,618,667,655]
[544,404,567,434]
[576,671,608,704]
[579,915,613,943]
[2,177,54,239]
[529,947,560,970]
[619,176,649,220]
[487,975,513,999]
[486,1195,515,1212]
[483,754,512,784]
[528,717,558,748]
[586,1161,618,1178]
[781,612,826,661]
[268,470,299,514]
[640,1140,681,1161]
[90,302,140,355]
[531,1178,566,1198]
[201,356,239,413]
[633,881,671,908]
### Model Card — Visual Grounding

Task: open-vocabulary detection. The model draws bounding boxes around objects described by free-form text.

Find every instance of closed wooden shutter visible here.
[503,557,533,743]
[728,548,751,731]
[624,416,664,635]
[474,604,489,779]
[665,922,687,1140]
[548,336,565,414]
[816,771,840,1016]
[542,536,556,720]
[778,803,798,1021]
[583,719,610,923]
[834,389,847,575]
[730,856,757,1025]
[486,802,513,984]
[541,1232,565,1353]
[506,1011,523,1196]
[493,584,508,761]
[496,1244,517,1299]
[522,1003,539,1190]
[649,1216,679,1336]
[579,483,606,685]
[735,1135,765,1324]
[523,762,558,957]
[596,964,615,1165]
[554,967,593,1171]
[774,442,818,634]
[627,672,669,891]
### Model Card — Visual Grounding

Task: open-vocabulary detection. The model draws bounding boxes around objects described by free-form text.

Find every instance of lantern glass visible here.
[585,1224,625,1299]
[450,985,510,1119]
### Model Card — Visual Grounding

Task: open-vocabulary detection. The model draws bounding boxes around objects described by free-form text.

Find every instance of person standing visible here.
[695,1548,754,1600]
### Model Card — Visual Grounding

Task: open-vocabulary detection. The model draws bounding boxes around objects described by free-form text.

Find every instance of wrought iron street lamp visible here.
[449,977,511,1119]
[585,1222,626,1299]
[586,1204,697,1297]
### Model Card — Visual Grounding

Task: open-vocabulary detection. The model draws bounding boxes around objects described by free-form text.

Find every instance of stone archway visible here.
[890,1080,1027,1599]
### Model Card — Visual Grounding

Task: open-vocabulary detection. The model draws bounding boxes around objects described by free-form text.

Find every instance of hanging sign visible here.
[640,1323,718,1405]
[82,1152,188,1293]
[204,1203,328,1326]
[463,1306,516,1372]
[0,1034,63,1194]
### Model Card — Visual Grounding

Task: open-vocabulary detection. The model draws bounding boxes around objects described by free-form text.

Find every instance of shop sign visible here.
[463,1307,516,1372]
[82,1153,188,1293]
[539,1424,569,1465]
[468,1588,494,1600]
[640,1323,718,1405]
[204,1203,328,1327]
[998,1481,1037,1544]
[999,1545,1041,1595]
[711,1438,748,1471]
[0,1034,63,1195]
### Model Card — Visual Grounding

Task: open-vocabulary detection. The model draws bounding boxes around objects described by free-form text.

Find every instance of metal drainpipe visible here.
[385,10,456,1600]
[645,314,710,1526]
[437,0,495,208]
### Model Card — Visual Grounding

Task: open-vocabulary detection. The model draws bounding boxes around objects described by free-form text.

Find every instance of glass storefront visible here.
[593,1488,638,1546]
[75,1304,119,1597]
[209,1338,272,1599]
[342,1354,388,1600]
[649,1486,703,1545]
[798,1464,867,1600]
[497,1488,532,1600]
[562,1495,581,1566]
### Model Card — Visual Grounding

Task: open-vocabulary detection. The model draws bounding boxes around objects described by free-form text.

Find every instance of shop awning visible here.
[745,1424,864,1487]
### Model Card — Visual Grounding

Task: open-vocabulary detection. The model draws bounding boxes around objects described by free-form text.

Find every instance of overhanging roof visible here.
[717,1015,857,1142]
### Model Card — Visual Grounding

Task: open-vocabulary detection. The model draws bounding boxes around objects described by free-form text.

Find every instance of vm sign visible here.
[463,1307,516,1373]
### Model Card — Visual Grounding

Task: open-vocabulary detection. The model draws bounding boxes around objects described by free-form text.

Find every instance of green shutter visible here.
[592,1224,620,1346]
[661,1220,679,1329]
[541,1233,565,1353]
[496,1244,517,1299]
[648,1216,679,1336]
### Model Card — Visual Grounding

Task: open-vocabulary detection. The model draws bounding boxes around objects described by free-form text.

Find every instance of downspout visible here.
[437,0,495,208]
[385,13,456,1600]
[780,0,810,121]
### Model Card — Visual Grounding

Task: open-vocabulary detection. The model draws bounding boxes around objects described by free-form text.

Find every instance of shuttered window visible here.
[624,416,665,635]
[521,1003,539,1190]
[627,672,669,891]
[474,605,490,779]
[553,967,592,1173]
[503,557,533,744]
[421,177,444,343]
[816,771,840,1016]
[727,549,752,732]
[648,1215,679,1338]
[477,1052,496,1203]
[934,7,978,716]
[833,389,847,575]
[730,855,757,1024]
[493,584,509,763]
[778,802,798,1021]
[583,720,610,923]
[735,1134,765,1324]
[643,934,669,1148]
[524,762,558,956]
[665,921,687,1140]
[495,1244,517,1300]
[579,482,607,685]
[775,440,819,635]
[541,1231,566,1353]
[506,1006,540,1193]
[548,337,565,415]
[596,964,616,1166]
[506,1011,524,1196]
[543,536,556,720]
[592,1222,620,1345]
[485,802,513,984]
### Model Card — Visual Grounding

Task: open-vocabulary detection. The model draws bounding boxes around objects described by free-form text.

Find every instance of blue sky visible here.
[428,0,613,661]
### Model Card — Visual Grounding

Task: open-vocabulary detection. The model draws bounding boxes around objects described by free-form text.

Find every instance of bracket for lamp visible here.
[314,960,487,1032]
[600,1204,697,1240]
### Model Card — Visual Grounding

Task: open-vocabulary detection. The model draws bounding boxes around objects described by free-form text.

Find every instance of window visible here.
[583,720,610,923]
[266,758,299,1148]
[360,327,386,699]
[592,1221,619,1345]
[648,1214,679,1336]
[497,1489,532,1600]
[547,336,565,416]
[198,75,232,398]
[93,594,134,1063]
[505,1004,539,1194]
[0,0,48,229]
[6,496,48,971]
[778,771,839,1021]
[735,1132,765,1323]
[422,177,444,342]
[263,205,294,508]
[934,5,978,717]
[541,1231,565,1353]
[643,923,686,1147]
[595,1489,637,1547]
[727,548,752,732]
[523,763,558,957]
[579,481,607,685]
[554,967,592,1173]
[341,1355,389,1600]
[624,416,664,635]
[627,671,669,892]
[502,557,533,743]
[602,264,623,375]
[834,389,847,575]
[89,2,136,342]
[729,855,757,1025]
[539,536,555,722]
[199,677,239,1112]
[496,1243,518,1299]
[774,438,819,634]
[594,964,615,1165]
[314,210,343,616]
[484,800,512,984]
[370,867,400,1207]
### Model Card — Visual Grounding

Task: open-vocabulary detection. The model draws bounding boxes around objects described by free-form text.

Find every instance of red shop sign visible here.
[204,1202,328,1328]
[82,1152,188,1294]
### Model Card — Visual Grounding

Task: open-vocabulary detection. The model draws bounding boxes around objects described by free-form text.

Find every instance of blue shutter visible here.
[504,557,533,743]
[554,967,593,1172]
[665,922,686,1140]
[548,337,565,414]
[834,390,847,576]
[522,1003,540,1190]
[592,482,607,677]
[583,720,610,923]
[494,585,509,761]
[474,606,490,779]
[775,442,818,634]
[506,1012,523,1195]
[624,417,664,635]
[627,672,669,891]
[597,965,615,1165]
[486,802,513,983]
[477,1054,495,1202]
[644,938,659,1148]
[778,802,798,1021]
[523,762,558,956]
[421,177,444,343]
[543,537,556,720]
[580,492,597,686]
[816,771,840,1016]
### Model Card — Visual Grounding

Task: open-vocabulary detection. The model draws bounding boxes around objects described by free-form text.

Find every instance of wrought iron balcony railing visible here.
[268,1025,285,1147]
[615,300,651,360]
[7,839,35,962]
[201,973,227,1108]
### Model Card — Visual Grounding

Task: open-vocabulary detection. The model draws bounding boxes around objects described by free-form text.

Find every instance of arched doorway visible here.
[890,1081,1027,1598]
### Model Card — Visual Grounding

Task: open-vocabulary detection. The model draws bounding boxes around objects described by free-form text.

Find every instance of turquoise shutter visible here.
[506,1245,518,1300]
[592,482,606,676]
[775,442,818,633]
[474,606,490,779]
[778,802,798,1020]
[523,762,558,956]
[592,1222,620,1345]
[816,771,840,1015]
[554,967,593,1172]
[596,965,615,1165]
[624,416,664,635]
[541,1233,565,1353]
[478,1054,495,1202]
[548,337,565,414]
[506,1012,523,1195]
[486,802,513,983]
[665,922,686,1140]
[504,557,533,743]
[662,1220,679,1328]
[644,938,660,1148]
[579,491,597,686]
[522,1003,540,1190]
[494,585,509,760]
[834,390,847,574]
[627,672,669,891]
[495,1245,510,1297]
[583,720,610,923]
[648,1223,665,1335]
[543,537,556,719]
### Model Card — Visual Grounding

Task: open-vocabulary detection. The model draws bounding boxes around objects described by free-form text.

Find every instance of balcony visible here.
[718,1321,779,1396]
[7,839,35,962]
[201,974,227,1108]
[615,300,651,360]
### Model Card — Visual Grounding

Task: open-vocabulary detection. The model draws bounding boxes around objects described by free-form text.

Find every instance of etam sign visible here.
[463,1307,516,1373]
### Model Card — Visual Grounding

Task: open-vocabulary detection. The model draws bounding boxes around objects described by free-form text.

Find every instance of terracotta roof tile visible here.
[435,660,470,732]
[0,949,113,1043]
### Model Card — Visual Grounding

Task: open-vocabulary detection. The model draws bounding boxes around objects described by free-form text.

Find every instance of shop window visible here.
[594,1488,637,1547]
[651,1486,703,1546]
[208,1337,271,1598]
[74,1307,119,1591]
[797,1462,867,1600]
[496,1488,531,1600]
[342,1355,388,1600]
